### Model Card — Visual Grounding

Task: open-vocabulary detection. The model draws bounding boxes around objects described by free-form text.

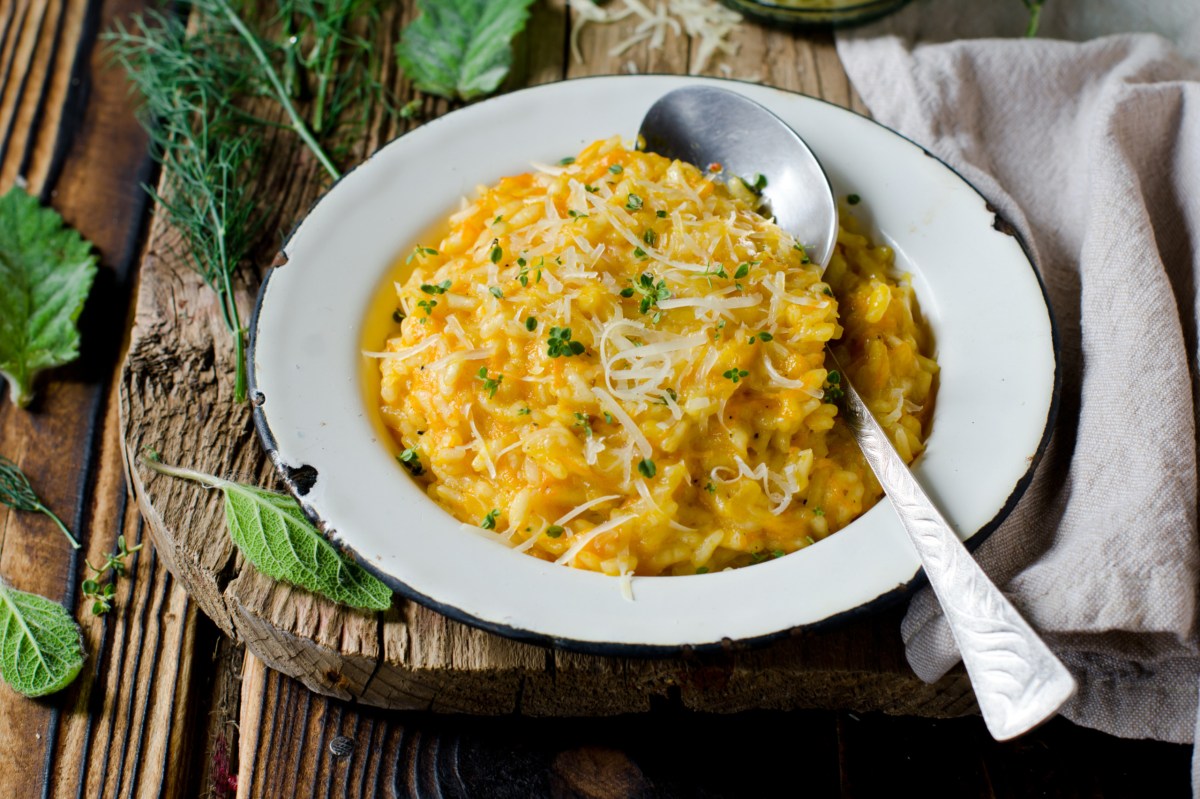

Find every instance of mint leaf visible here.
[396,0,535,101]
[0,187,97,408]
[144,460,392,611]
[0,581,85,697]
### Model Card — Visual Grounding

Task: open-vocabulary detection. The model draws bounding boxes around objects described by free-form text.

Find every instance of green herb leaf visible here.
[545,524,564,538]
[481,509,499,530]
[396,0,536,102]
[144,459,392,610]
[397,447,425,476]
[547,327,584,358]
[476,367,503,397]
[0,187,97,409]
[81,534,142,616]
[525,316,537,332]
[489,286,504,299]
[625,193,643,211]
[420,280,452,295]
[637,458,656,479]
[722,368,749,384]
[626,272,670,316]
[0,581,84,697]
[823,370,845,403]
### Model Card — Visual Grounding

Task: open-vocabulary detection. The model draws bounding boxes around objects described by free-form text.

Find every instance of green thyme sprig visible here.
[823,370,845,404]
[547,327,585,358]
[620,272,671,320]
[82,535,144,616]
[476,368,503,398]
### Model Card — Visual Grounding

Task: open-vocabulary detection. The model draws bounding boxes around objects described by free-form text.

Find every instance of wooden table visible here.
[0,1,1191,796]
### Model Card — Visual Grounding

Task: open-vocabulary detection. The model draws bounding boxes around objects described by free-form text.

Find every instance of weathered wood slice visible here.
[118,3,978,716]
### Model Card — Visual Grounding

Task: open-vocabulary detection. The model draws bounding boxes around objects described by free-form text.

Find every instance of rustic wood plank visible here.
[238,662,846,799]
[0,1,237,798]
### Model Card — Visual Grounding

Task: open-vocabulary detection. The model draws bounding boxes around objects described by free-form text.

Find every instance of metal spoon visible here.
[639,86,1076,741]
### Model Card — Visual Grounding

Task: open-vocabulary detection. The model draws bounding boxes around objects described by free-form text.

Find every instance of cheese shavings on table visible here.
[373,137,937,577]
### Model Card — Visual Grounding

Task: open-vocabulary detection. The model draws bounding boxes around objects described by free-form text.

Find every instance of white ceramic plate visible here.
[249,75,1057,653]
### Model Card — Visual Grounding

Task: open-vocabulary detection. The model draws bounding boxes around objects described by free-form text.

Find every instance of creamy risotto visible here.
[372,137,936,577]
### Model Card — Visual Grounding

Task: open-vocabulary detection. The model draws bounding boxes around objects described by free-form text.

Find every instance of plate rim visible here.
[247,73,1061,657]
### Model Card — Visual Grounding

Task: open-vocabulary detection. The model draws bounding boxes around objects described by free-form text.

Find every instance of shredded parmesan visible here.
[555,514,638,565]
[554,494,621,528]
[468,413,496,479]
[362,334,441,363]
[592,387,652,459]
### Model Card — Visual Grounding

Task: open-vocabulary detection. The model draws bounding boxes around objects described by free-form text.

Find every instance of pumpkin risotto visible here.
[372,137,937,577]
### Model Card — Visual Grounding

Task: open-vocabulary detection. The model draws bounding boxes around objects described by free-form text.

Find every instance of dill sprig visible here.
[106,1,398,402]
[275,0,400,152]
[210,0,339,179]
[0,455,80,549]
[107,8,262,403]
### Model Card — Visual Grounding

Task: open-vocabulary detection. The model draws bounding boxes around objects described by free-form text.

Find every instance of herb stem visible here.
[37,504,80,550]
[1022,0,1044,37]
[141,455,228,490]
[210,196,247,402]
[215,0,341,180]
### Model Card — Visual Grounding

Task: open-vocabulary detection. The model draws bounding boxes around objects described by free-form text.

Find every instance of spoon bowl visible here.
[639,86,840,270]
[639,85,1077,741]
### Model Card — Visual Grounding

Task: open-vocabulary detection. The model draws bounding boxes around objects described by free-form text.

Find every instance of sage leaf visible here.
[396,0,536,101]
[0,186,98,408]
[144,459,392,611]
[0,581,85,697]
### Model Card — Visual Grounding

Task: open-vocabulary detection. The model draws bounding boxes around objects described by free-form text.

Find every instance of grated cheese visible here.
[555,514,638,565]
[362,334,441,363]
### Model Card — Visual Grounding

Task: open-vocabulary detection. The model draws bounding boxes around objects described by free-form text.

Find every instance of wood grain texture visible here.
[235,658,1193,799]
[115,0,985,720]
[0,1,220,797]
[0,2,1192,798]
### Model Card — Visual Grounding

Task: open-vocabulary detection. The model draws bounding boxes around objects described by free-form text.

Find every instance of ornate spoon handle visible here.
[830,353,1076,740]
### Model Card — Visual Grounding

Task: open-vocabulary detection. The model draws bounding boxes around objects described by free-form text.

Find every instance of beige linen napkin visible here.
[834,9,1200,747]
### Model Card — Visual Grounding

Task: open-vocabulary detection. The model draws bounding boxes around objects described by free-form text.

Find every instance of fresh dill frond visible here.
[107,7,261,402]
[105,0,402,402]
